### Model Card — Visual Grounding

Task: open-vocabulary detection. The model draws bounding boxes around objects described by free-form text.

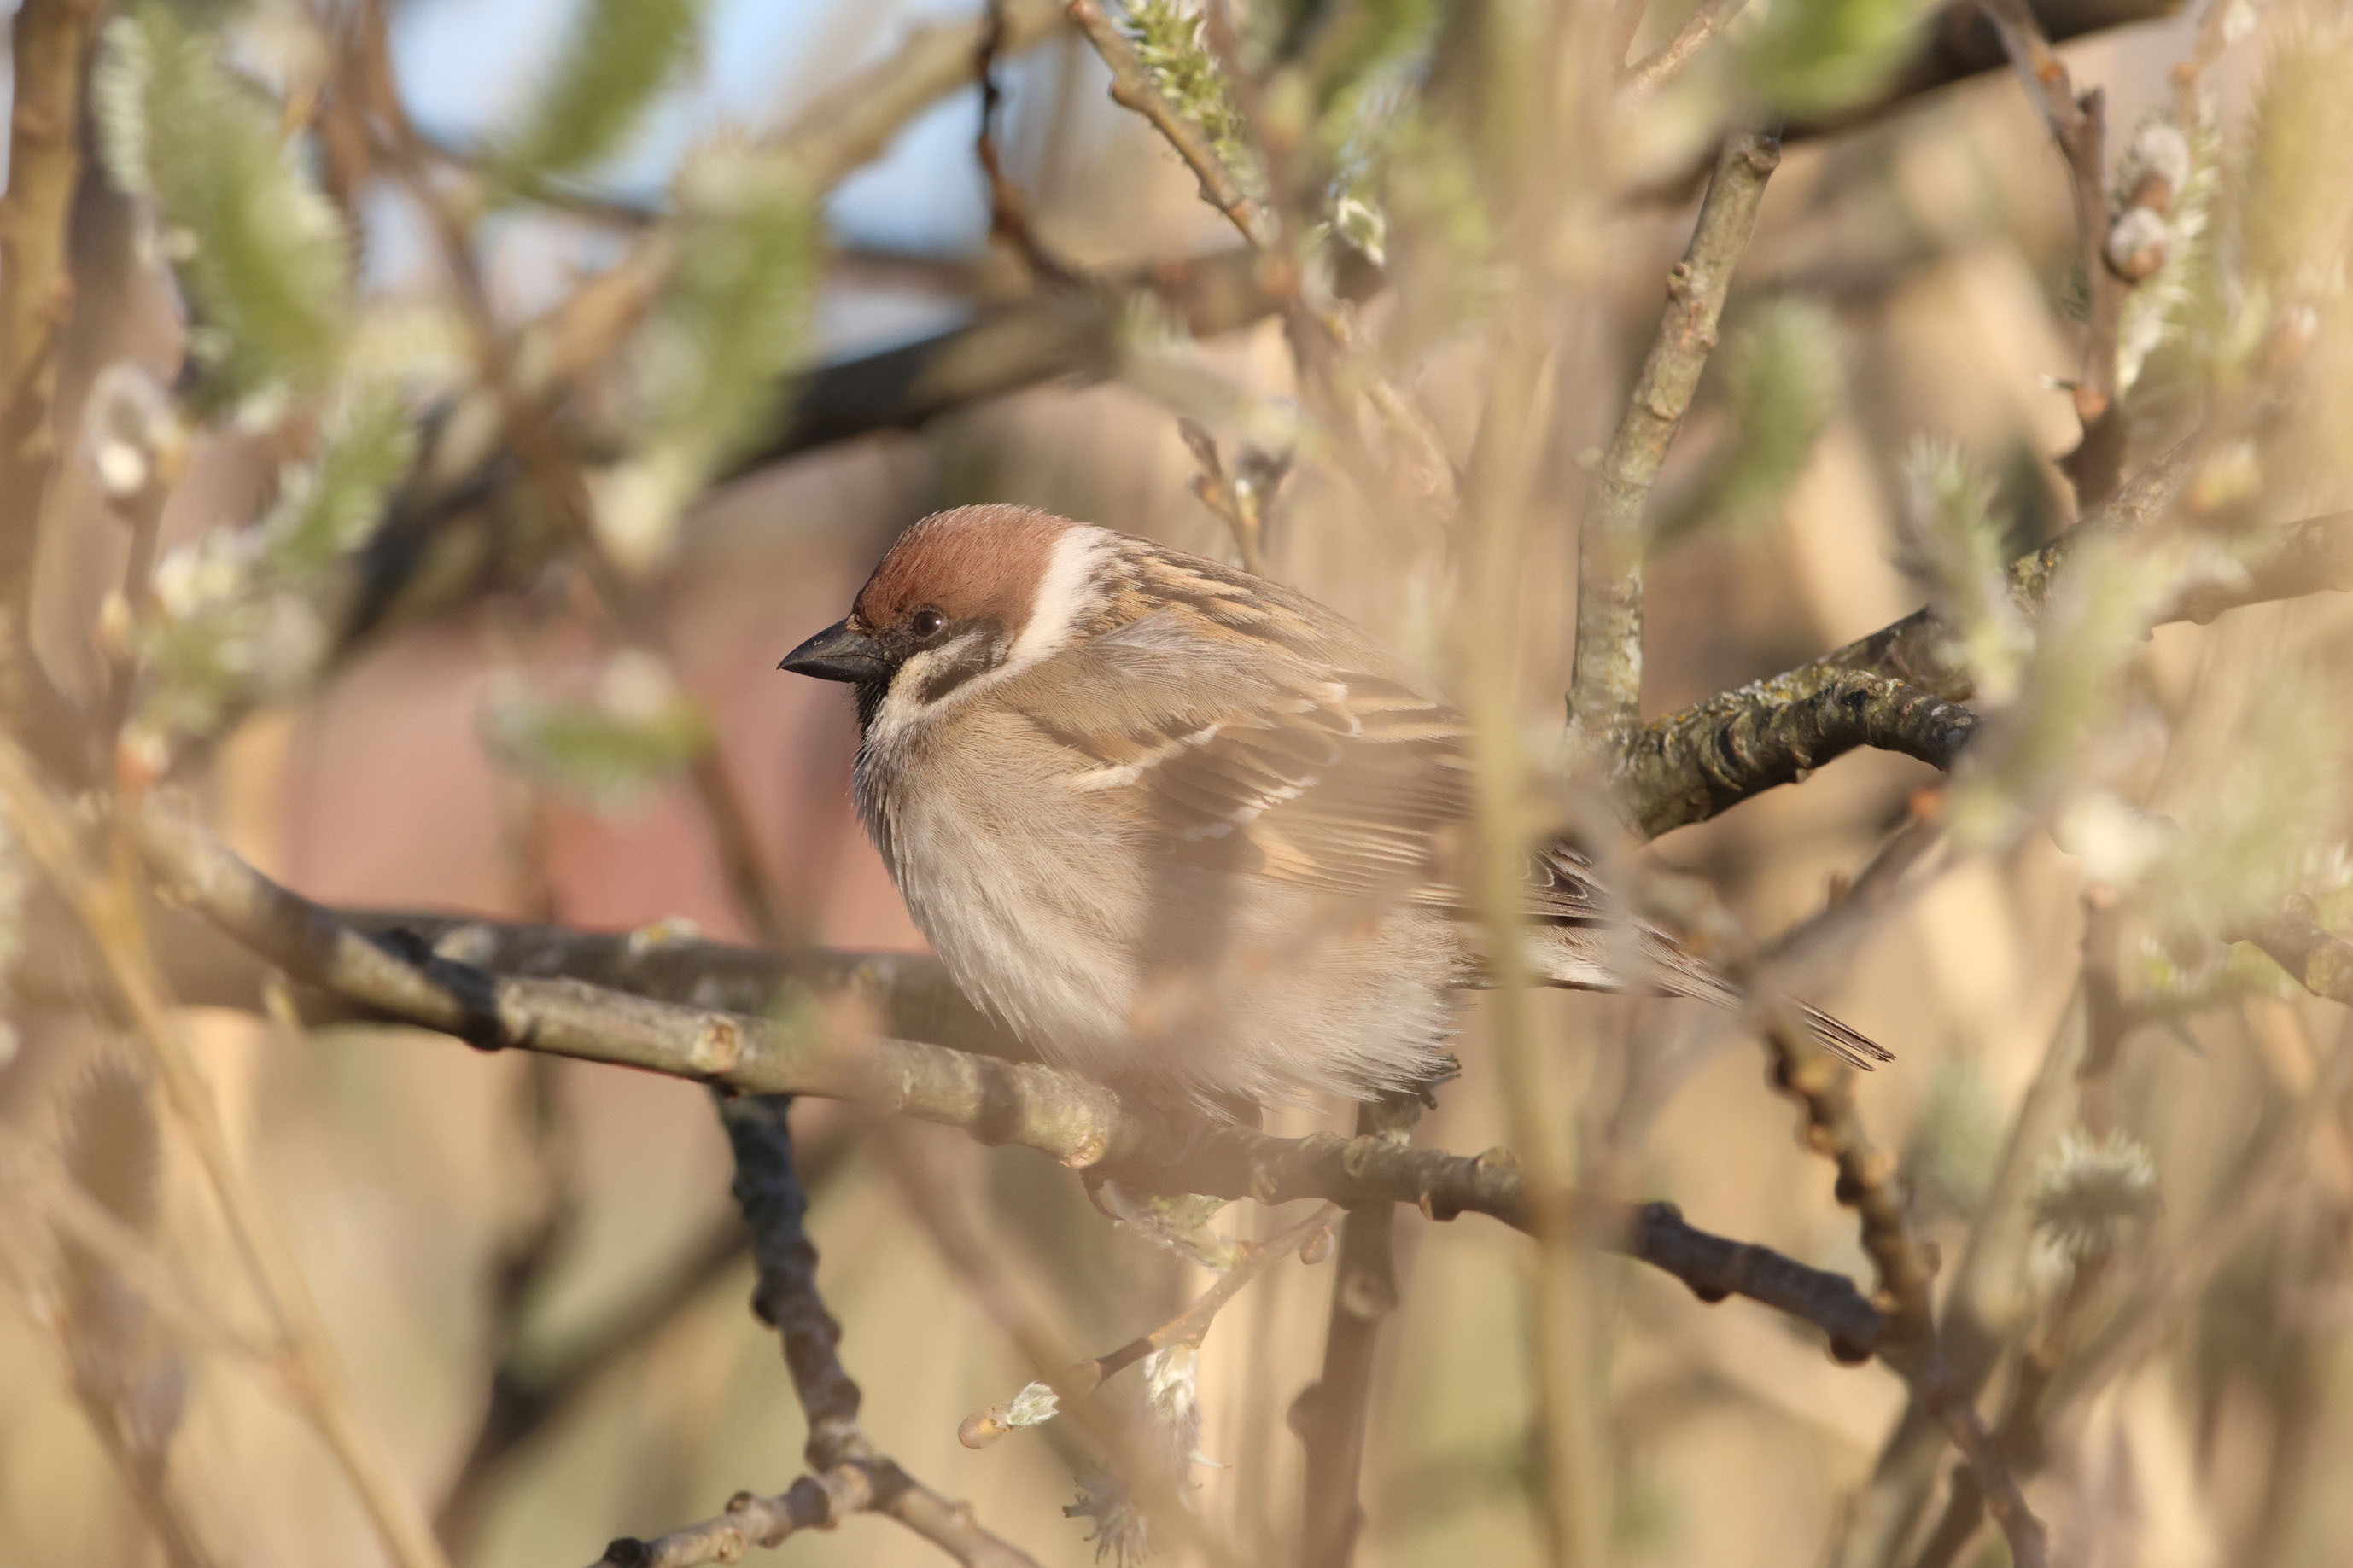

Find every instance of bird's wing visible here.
[1010,614,1474,901]
[1006,610,1613,918]
[1002,611,1893,1064]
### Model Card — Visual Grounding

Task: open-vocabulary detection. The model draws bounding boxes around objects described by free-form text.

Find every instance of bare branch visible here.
[590,1099,1047,1566]
[1299,1097,1416,1568]
[131,794,1889,1358]
[978,0,1084,284]
[1620,0,1751,95]
[959,1201,1336,1449]
[1976,0,2129,504]
[1569,130,1780,760]
[782,0,1069,189]
[1762,1011,2048,1567]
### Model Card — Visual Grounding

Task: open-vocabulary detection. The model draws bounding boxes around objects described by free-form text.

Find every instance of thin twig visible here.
[1569,129,1780,763]
[959,1201,1337,1447]
[602,1093,1040,1568]
[0,0,96,578]
[1760,1008,2049,1568]
[1620,0,1750,94]
[977,0,1083,283]
[1065,0,1275,248]
[1299,1097,1416,1568]
[0,0,98,772]
[1976,0,2129,504]
[1177,417,1291,577]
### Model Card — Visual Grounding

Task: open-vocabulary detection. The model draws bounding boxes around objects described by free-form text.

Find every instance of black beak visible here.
[779,619,891,685]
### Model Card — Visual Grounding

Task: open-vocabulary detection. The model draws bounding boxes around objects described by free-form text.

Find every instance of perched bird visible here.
[780,504,1886,1115]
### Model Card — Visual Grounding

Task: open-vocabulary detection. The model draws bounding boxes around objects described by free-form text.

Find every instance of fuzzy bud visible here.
[2105,206,2171,281]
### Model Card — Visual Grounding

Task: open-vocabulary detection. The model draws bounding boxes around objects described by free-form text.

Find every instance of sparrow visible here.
[780,504,1887,1115]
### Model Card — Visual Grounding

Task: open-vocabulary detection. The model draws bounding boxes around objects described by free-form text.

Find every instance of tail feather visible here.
[1795,1001,1894,1069]
[1521,926,1894,1070]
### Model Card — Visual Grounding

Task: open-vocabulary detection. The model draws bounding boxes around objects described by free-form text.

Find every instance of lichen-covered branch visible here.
[1622,452,2353,838]
[132,794,1889,1359]
[1569,130,1779,759]
[1621,671,1979,837]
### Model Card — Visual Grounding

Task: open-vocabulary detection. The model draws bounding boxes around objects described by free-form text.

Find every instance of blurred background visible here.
[3,0,2352,1565]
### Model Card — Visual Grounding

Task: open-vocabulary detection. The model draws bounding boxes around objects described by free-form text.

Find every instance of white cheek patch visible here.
[1002,526,1113,676]
[866,526,1112,744]
[869,633,988,741]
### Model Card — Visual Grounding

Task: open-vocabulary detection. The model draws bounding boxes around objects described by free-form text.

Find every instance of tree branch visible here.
[1621,671,1978,838]
[1064,0,1274,249]
[2241,901,2353,1009]
[0,0,95,585]
[1620,0,1750,95]
[1299,1096,1416,1568]
[1976,0,2130,504]
[587,1097,1036,1568]
[1569,130,1779,759]
[1622,452,2353,837]
[130,793,1889,1361]
[1763,1011,2048,1568]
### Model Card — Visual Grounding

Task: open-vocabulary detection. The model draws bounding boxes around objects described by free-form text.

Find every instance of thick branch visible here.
[1624,452,2353,837]
[131,795,1889,1360]
[1569,130,1778,757]
[1621,671,1978,838]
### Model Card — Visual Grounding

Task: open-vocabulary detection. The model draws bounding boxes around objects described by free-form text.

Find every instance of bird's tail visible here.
[1793,1001,1894,1069]
[1522,925,1894,1069]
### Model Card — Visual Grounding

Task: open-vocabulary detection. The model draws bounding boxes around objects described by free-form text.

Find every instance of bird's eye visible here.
[909,608,947,641]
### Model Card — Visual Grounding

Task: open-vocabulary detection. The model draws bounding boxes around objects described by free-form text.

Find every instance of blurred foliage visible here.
[481,654,713,808]
[1904,1055,2004,1223]
[594,140,817,574]
[2113,121,2217,397]
[1739,0,1931,119]
[130,384,415,762]
[96,3,353,407]
[1653,300,1842,546]
[1895,437,2029,705]
[2034,1128,2160,1262]
[488,0,704,195]
[2239,28,2353,303]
